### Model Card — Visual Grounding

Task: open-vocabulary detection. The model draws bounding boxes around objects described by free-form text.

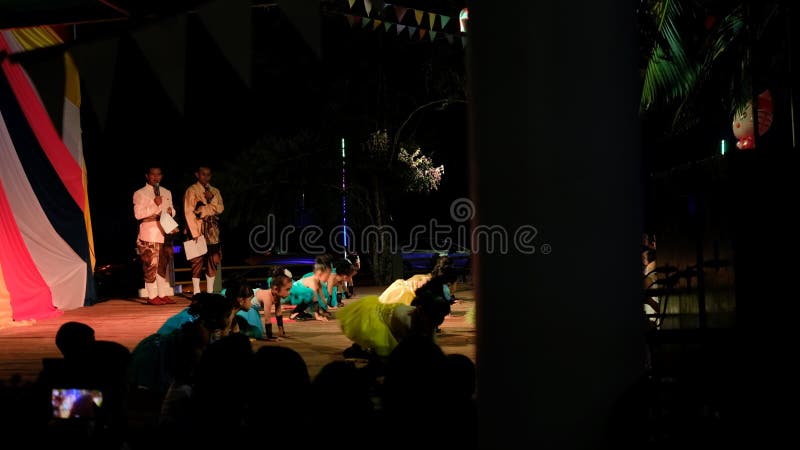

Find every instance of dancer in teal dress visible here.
[129,293,236,393]
[242,267,293,340]
[157,293,211,335]
[287,255,333,321]
[320,257,356,309]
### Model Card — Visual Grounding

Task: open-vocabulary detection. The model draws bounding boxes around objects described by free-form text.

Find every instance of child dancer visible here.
[379,255,456,305]
[321,258,356,310]
[337,280,451,359]
[249,267,293,340]
[287,254,333,321]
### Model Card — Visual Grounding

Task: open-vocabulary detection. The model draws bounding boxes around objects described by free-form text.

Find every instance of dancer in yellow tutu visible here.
[338,279,451,358]
[378,256,454,305]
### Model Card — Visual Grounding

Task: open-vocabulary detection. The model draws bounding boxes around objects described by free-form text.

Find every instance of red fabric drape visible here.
[0,34,86,210]
[0,180,60,320]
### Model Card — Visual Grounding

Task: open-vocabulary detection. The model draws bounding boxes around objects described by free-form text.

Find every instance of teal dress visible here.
[221,287,264,339]
[301,271,341,308]
[443,284,452,302]
[128,333,171,393]
[157,308,196,335]
[322,272,341,308]
[235,308,264,338]
[287,273,327,310]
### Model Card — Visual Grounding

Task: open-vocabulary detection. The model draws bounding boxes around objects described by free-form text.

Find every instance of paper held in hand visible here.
[184,235,208,260]
[160,209,179,234]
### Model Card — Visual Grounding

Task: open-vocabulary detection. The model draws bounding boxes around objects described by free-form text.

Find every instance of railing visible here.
[171,263,315,293]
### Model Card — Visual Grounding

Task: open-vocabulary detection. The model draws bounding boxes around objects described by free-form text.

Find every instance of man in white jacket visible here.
[133,166,177,305]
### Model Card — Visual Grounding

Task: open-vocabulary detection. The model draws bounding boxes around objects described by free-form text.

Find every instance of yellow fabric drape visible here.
[64,53,81,106]
[8,26,63,50]
[8,28,96,270]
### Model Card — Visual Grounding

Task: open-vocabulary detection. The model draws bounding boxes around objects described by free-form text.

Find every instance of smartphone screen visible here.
[51,388,103,419]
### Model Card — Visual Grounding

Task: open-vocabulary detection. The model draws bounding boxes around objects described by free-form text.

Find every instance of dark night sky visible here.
[80,3,470,265]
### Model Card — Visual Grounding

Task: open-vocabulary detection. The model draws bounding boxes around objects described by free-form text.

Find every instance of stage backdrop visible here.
[0,26,97,329]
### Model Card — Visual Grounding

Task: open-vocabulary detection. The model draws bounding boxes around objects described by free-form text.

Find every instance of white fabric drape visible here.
[0,112,86,310]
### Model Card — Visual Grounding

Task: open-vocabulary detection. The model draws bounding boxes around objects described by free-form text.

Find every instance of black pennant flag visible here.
[277,0,321,59]
[196,0,253,88]
[70,37,119,130]
[133,14,188,114]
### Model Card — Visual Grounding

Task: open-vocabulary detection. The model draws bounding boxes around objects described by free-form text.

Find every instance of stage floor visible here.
[0,284,476,384]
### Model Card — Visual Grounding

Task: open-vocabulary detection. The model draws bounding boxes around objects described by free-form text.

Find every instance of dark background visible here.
[77,2,470,267]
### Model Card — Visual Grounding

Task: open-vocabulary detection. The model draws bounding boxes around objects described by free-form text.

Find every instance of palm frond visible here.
[640,0,698,111]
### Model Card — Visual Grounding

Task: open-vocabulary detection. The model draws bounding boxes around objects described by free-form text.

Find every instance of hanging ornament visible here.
[732,90,774,150]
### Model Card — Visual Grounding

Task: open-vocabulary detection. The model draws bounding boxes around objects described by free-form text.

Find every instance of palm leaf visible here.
[640,0,698,111]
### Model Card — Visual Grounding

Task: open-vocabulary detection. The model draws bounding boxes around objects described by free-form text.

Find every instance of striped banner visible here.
[0,26,98,326]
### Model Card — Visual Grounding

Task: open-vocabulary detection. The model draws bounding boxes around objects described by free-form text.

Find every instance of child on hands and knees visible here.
[288,255,333,322]
[321,258,357,311]
[337,277,452,361]
[255,267,293,340]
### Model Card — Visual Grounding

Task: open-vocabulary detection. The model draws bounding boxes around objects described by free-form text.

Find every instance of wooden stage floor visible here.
[0,284,477,384]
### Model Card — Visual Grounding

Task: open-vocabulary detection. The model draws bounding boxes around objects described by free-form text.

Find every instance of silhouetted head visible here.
[55,322,96,360]
[430,255,458,284]
[193,293,236,332]
[222,275,254,312]
[410,283,452,333]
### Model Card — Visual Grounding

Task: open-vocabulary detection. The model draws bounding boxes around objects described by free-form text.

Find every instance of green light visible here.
[720,139,726,155]
[341,138,346,158]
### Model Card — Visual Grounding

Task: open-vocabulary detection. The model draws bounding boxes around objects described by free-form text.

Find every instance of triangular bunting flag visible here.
[133,14,188,114]
[384,21,392,32]
[373,0,386,17]
[361,17,371,28]
[19,50,66,134]
[396,24,406,35]
[197,0,252,87]
[429,30,437,41]
[408,26,416,38]
[445,33,453,44]
[428,12,437,29]
[277,0,322,59]
[440,15,450,30]
[346,15,356,27]
[419,29,427,40]
[373,19,382,30]
[364,0,372,16]
[414,10,424,26]
[395,6,408,23]
[70,37,119,129]
[348,0,356,8]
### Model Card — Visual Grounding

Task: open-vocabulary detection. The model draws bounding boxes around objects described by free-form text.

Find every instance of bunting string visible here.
[342,0,467,45]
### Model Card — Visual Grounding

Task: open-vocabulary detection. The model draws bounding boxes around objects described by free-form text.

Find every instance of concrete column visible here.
[468,2,646,448]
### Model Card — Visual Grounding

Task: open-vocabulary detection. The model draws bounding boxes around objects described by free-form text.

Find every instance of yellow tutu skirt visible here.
[378,274,431,305]
[338,295,408,357]
[465,303,476,326]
